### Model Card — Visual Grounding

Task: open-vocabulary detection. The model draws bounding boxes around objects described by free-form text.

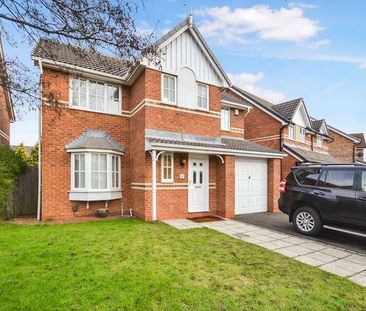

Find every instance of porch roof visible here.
[283,144,339,164]
[145,130,285,158]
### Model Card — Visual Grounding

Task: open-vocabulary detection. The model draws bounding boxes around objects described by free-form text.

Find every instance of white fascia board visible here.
[32,56,128,84]
[65,148,125,155]
[147,143,286,159]
[230,88,287,125]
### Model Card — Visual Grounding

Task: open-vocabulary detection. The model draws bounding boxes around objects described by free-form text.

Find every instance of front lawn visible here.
[0,219,365,310]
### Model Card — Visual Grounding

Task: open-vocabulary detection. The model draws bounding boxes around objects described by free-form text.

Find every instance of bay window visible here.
[197,83,208,109]
[71,152,121,192]
[70,77,121,114]
[162,74,176,104]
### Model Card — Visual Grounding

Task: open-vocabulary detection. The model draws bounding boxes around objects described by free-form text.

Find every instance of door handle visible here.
[357,195,366,201]
[313,191,325,196]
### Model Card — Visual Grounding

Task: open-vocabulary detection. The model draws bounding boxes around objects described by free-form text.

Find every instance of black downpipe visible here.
[279,124,287,180]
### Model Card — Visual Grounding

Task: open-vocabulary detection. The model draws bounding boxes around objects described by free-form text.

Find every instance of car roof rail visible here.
[297,162,365,167]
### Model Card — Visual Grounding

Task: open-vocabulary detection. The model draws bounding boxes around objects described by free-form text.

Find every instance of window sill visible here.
[69,190,122,201]
[68,105,122,117]
[161,101,177,106]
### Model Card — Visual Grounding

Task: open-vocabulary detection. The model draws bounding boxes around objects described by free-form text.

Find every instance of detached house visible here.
[232,90,337,177]
[327,127,361,163]
[32,16,286,221]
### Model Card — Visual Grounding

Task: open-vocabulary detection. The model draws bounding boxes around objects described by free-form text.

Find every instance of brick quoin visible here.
[40,67,282,222]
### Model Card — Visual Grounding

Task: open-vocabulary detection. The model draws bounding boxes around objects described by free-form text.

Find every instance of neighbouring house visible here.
[32,16,286,221]
[233,89,338,178]
[0,37,15,145]
[350,133,366,163]
[326,127,360,163]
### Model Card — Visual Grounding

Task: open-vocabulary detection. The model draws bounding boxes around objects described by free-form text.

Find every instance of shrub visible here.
[0,145,27,217]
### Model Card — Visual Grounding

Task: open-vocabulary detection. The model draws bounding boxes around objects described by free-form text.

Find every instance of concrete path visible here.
[163,218,366,287]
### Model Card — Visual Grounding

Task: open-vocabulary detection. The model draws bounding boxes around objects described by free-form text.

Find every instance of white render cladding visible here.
[161,30,223,86]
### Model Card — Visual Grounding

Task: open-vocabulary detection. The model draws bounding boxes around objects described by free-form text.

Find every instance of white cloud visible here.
[136,21,155,36]
[307,39,331,49]
[198,5,322,45]
[228,72,286,103]
[288,2,317,9]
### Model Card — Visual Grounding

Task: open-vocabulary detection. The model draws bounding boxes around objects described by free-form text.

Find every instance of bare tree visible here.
[0,0,158,115]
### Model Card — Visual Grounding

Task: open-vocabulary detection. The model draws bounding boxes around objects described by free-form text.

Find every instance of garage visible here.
[235,158,268,215]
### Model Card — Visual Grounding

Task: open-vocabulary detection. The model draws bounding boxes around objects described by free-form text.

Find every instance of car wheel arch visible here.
[290,201,323,223]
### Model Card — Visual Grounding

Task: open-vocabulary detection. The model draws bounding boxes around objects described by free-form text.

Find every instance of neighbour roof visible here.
[272,98,302,121]
[32,39,130,78]
[311,119,324,132]
[221,89,252,107]
[327,125,361,143]
[65,129,126,153]
[221,138,284,154]
[284,145,339,163]
[351,133,366,148]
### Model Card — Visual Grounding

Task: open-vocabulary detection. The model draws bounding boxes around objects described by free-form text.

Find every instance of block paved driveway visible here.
[163,217,366,287]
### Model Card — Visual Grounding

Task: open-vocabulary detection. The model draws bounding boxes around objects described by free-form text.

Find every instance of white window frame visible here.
[161,153,174,183]
[111,155,120,190]
[288,124,295,140]
[196,83,209,111]
[300,127,306,143]
[221,108,230,131]
[70,152,121,192]
[316,134,323,147]
[161,74,177,105]
[70,77,121,115]
[72,153,86,189]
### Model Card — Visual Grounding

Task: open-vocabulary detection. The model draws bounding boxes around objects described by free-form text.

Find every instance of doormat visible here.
[189,216,225,223]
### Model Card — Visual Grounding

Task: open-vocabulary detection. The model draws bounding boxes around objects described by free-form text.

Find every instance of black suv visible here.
[279,164,366,236]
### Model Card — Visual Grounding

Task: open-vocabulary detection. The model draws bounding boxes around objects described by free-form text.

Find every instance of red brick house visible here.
[0,37,15,145]
[233,88,338,177]
[326,127,360,163]
[32,16,286,222]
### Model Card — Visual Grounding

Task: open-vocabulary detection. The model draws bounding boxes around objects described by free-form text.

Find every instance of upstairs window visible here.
[221,108,230,131]
[162,74,176,104]
[197,83,209,110]
[71,77,120,114]
[288,124,295,140]
[161,153,174,182]
[317,134,323,147]
[300,127,306,142]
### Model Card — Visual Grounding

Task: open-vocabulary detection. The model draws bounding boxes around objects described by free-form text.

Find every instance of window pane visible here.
[295,168,321,186]
[221,109,230,130]
[362,172,366,192]
[324,170,355,189]
[193,171,196,184]
[100,154,107,171]
[89,95,97,110]
[91,154,99,170]
[79,154,85,170]
[163,75,175,103]
[91,172,99,189]
[199,171,203,184]
[80,172,85,188]
[100,172,107,189]
[74,172,79,188]
[74,155,79,171]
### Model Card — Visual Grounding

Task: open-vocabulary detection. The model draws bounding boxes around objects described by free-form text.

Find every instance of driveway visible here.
[235,213,366,255]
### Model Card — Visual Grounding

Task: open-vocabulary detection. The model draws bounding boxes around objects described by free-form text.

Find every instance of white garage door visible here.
[235,158,268,215]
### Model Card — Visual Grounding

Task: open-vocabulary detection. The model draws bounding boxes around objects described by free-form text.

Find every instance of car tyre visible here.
[292,206,322,236]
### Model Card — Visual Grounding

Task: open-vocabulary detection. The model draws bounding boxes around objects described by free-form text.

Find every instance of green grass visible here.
[0,219,365,311]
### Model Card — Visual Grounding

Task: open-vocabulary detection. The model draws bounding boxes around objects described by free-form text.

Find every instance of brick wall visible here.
[328,129,355,163]
[216,155,235,218]
[0,85,11,145]
[268,158,281,213]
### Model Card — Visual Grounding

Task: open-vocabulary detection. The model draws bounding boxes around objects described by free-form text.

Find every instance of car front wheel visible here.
[293,207,322,236]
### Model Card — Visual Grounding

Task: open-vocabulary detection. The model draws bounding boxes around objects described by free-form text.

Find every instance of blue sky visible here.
[9,0,366,145]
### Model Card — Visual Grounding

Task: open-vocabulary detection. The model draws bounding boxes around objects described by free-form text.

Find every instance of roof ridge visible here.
[274,97,303,107]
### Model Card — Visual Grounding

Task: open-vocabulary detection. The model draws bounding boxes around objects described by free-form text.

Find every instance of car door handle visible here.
[357,195,366,201]
[313,191,325,196]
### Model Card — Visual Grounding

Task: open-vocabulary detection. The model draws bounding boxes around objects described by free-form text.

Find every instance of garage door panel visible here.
[235,158,268,215]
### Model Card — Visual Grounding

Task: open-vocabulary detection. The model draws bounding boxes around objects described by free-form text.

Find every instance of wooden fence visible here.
[1,166,38,219]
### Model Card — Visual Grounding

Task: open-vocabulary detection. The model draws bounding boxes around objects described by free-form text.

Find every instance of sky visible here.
[8,0,366,146]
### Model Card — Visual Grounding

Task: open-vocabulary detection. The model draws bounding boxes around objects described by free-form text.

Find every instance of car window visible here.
[362,171,366,192]
[294,168,321,186]
[322,170,355,190]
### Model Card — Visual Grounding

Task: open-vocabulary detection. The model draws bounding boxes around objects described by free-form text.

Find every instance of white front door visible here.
[188,155,209,212]
[235,158,268,214]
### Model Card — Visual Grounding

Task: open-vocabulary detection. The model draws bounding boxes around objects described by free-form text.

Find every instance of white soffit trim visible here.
[65,148,125,155]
